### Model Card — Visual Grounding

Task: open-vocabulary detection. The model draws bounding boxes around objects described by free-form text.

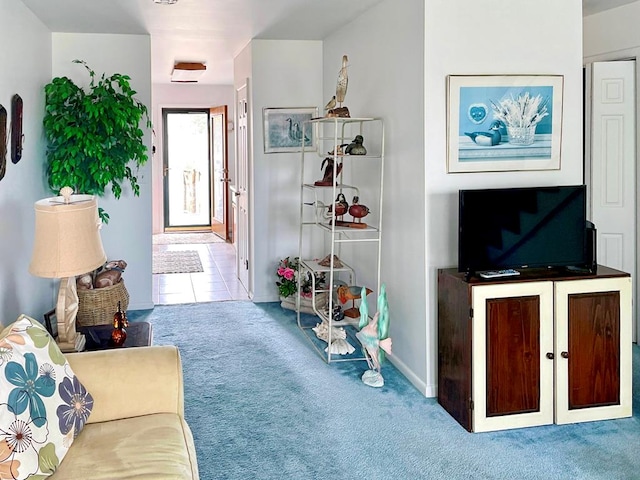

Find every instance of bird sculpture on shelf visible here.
[314,157,343,186]
[345,135,367,155]
[336,284,372,318]
[349,196,370,223]
[464,120,503,146]
[327,193,349,220]
[324,95,336,111]
[336,54,348,108]
[356,284,392,387]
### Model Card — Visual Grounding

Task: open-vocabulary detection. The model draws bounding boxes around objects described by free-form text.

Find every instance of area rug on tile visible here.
[128,302,640,480]
[152,250,203,274]
[153,232,224,245]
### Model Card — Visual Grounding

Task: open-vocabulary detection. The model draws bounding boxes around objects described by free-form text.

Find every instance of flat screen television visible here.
[458,185,589,275]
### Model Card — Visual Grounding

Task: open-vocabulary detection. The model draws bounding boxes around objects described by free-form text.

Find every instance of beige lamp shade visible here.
[29,194,107,278]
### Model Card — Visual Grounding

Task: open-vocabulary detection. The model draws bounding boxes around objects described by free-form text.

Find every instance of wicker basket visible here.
[77,280,130,327]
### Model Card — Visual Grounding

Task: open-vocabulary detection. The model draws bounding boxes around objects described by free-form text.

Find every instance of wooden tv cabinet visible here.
[437,266,632,432]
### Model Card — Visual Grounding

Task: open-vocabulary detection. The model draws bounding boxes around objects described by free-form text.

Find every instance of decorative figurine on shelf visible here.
[326,55,351,118]
[356,284,392,388]
[314,156,343,186]
[336,284,372,318]
[345,135,367,155]
[349,196,370,223]
[327,193,349,221]
[110,301,127,347]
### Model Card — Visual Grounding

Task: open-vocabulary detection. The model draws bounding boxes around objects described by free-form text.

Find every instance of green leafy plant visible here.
[43,60,152,223]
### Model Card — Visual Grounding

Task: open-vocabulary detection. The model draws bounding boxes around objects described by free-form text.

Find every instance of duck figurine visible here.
[464,120,503,146]
[328,193,348,220]
[349,196,370,223]
[345,135,367,155]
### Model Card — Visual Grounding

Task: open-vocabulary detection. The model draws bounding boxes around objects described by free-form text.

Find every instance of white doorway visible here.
[585,59,637,340]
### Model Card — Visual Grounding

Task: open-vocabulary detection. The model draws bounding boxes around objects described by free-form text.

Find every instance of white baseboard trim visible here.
[389,353,437,398]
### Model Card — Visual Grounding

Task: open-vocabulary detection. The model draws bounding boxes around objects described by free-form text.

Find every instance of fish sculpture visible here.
[356,284,392,387]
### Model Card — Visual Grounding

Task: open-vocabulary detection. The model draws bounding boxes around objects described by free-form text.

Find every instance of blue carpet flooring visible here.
[130,301,640,480]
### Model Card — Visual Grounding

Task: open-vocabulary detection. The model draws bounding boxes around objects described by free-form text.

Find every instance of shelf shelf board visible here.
[316,222,380,235]
[301,258,354,274]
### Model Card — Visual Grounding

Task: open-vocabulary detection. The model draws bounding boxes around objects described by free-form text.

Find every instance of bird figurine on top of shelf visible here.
[345,135,367,155]
[349,196,370,223]
[326,55,350,118]
[356,284,392,387]
[324,95,336,112]
[464,120,503,146]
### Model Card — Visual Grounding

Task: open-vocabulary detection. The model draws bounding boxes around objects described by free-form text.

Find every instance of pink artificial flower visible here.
[277,267,286,277]
[283,268,295,281]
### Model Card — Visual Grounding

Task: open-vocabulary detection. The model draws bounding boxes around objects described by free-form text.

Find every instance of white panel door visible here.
[236,80,250,294]
[587,60,635,341]
[589,61,635,273]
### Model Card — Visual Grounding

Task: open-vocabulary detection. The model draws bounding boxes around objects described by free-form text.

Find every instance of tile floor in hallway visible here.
[152,241,250,305]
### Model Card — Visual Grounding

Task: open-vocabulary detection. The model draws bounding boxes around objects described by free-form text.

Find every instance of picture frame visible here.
[263,107,318,153]
[447,75,564,173]
[44,308,57,338]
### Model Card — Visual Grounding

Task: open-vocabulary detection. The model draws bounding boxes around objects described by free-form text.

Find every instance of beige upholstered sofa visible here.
[51,345,199,479]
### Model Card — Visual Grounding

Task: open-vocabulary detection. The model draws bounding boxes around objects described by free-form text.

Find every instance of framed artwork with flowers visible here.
[446,75,564,173]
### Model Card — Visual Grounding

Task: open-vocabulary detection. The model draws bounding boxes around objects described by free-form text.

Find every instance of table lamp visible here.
[29,187,107,352]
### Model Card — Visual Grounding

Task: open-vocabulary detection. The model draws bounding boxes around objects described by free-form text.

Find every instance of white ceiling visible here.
[21,0,638,85]
[21,0,383,85]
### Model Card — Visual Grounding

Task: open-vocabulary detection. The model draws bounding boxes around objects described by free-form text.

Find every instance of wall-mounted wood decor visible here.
[11,94,23,164]
[0,104,6,181]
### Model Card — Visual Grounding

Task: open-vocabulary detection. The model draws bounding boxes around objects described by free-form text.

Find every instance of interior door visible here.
[236,80,250,293]
[210,106,230,241]
[586,60,636,339]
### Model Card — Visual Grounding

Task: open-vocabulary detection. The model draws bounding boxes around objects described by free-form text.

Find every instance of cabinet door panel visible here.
[486,296,540,416]
[472,282,554,432]
[555,277,632,424]
[568,291,620,409]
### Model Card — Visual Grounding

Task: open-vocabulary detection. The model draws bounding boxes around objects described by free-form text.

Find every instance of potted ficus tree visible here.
[43,60,152,223]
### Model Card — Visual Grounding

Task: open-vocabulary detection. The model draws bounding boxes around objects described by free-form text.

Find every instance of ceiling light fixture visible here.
[153,0,178,4]
[171,62,207,83]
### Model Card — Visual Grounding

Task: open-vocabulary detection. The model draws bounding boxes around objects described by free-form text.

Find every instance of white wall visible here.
[584,1,640,59]
[235,40,324,301]
[423,0,584,395]
[323,0,428,390]
[323,0,584,396]
[0,2,53,325]
[151,83,235,234]
[52,33,154,310]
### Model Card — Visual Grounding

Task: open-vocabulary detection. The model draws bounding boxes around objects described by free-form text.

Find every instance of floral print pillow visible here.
[0,315,93,480]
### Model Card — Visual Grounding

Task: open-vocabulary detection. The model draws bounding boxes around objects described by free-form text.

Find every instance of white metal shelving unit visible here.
[296,116,384,363]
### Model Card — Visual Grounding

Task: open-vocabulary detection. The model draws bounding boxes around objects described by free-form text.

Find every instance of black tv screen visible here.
[458,185,587,274]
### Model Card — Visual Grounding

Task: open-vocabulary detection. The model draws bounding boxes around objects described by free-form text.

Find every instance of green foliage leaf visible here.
[43,60,152,221]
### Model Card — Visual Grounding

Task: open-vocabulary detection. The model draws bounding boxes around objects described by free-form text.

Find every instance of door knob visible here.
[561,351,569,359]
[546,352,554,360]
